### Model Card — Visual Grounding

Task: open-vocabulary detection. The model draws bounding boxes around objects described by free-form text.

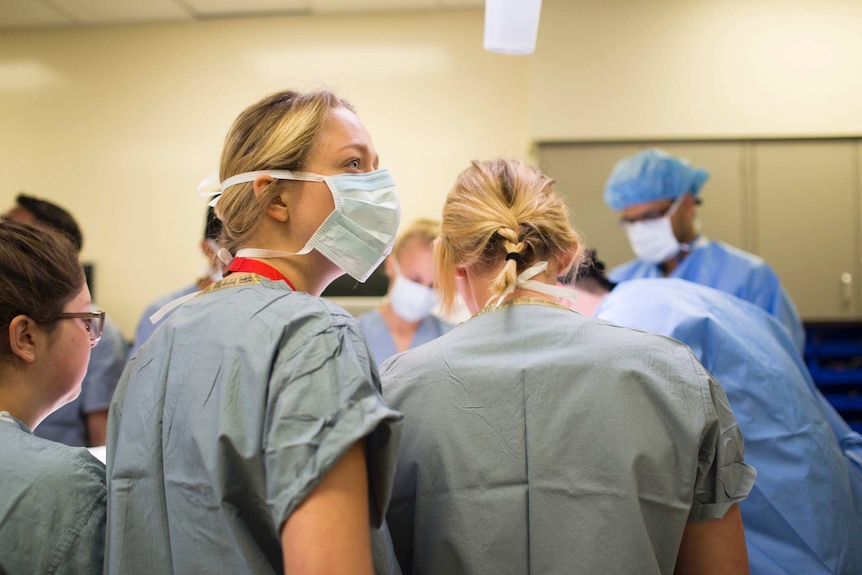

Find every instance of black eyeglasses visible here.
[55,311,105,345]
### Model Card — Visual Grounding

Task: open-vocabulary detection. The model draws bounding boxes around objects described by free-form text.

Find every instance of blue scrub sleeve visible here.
[689,374,757,522]
[264,321,403,532]
[80,315,127,415]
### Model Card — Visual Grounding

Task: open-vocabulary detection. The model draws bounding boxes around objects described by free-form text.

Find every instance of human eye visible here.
[82,318,93,333]
[343,158,360,171]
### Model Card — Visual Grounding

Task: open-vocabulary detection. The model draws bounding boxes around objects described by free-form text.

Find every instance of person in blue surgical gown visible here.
[566,252,862,575]
[0,221,106,574]
[106,90,403,575]
[359,218,452,365]
[381,159,755,575]
[603,148,805,352]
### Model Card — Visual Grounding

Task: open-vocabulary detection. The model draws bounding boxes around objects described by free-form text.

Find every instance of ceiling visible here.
[0,0,484,30]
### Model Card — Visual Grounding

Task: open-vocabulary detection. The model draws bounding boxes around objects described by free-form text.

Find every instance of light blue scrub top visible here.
[129,283,198,354]
[358,309,452,366]
[609,238,806,352]
[107,274,403,575]
[381,300,754,575]
[0,411,106,574]
[34,310,127,447]
[596,278,862,575]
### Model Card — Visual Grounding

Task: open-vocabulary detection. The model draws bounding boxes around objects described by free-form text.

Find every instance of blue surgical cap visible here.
[603,148,710,211]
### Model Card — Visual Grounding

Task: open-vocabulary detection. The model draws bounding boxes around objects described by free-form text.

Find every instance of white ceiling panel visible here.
[440,0,484,8]
[50,0,193,24]
[184,0,309,17]
[311,0,437,14]
[0,0,72,27]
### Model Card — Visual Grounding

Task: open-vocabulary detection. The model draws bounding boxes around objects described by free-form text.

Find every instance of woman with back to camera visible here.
[106,90,403,575]
[380,159,755,575]
[0,221,106,574]
[359,218,452,366]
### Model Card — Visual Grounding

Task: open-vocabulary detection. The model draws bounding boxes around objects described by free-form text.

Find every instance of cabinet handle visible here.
[841,272,852,308]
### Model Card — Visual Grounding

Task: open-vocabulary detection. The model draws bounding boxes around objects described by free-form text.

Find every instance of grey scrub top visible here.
[381,299,755,575]
[0,411,106,574]
[106,274,403,574]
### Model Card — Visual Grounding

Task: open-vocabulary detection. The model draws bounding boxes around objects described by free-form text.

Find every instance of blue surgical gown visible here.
[107,275,403,574]
[358,309,452,366]
[596,278,862,575]
[609,238,806,352]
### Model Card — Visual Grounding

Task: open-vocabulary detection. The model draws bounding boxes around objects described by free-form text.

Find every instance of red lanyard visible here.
[226,257,295,290]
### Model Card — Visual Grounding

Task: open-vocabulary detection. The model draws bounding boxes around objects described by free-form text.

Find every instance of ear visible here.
[254,175,290,224]
[557,250,576,277]
[8,315,38,364]
[682,193,697,217]
[454,266,468,279]
[384,255,396,279]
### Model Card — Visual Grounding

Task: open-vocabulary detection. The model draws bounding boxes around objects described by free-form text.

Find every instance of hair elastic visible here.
[505,252,523,264]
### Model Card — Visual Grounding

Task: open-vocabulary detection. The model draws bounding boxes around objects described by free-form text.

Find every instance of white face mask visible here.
[389,260,437,322]
[208,169,401,282]
[623,196,683,264]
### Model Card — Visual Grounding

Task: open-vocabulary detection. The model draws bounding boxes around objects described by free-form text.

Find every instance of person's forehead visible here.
[3,205,38,224]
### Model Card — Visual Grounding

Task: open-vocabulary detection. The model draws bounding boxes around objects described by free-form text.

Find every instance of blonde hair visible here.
[435,159,583,314]
[392,218,440,260]
[215,90,355,255]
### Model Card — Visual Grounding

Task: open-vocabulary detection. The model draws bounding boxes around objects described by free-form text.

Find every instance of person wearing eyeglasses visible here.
[0,221,107,574]
[604,148,805,352]
[2,194,127,448]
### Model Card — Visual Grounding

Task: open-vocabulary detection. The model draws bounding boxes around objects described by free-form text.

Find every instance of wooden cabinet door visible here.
[753,141,859,319]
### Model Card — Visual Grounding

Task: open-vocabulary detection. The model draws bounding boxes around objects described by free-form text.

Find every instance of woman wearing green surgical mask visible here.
[358,218,453,366]
[106,90,403,575]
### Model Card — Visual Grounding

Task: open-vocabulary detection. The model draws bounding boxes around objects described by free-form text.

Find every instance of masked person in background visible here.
[106,90,403,575]
[604,148,805,352]
[359,218,452,365]
[2,194,127,448]
[382,159,754,575]
[566,251,862,575]
[129,207,224,354]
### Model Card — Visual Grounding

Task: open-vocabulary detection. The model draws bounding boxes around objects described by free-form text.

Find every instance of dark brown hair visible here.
[0,221,84,360]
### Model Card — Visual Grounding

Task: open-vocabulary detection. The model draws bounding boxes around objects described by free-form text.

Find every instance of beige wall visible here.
[0,10,530,337]
[532,0,862,140]
[2,0,861,336]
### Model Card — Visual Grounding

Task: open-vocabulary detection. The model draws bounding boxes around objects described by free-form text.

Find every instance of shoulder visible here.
[0,426,105,495]
[701,241,771,270]
[608,258,651,282]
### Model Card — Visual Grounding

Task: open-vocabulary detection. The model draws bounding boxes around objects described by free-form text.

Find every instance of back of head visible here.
[393,218,440,259]
[564,248,617,295]
[215,90,355,255]
[14,194,84,252]
[603,148,709,211]
[436,158,582,313]
[0,221,84,362]
[204,206,223,242]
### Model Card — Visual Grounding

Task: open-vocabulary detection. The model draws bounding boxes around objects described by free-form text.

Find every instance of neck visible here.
[0,370,56,431]
[380,302,422,332]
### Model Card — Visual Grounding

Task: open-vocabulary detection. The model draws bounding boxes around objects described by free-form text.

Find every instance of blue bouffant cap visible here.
[603,148,710,211]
